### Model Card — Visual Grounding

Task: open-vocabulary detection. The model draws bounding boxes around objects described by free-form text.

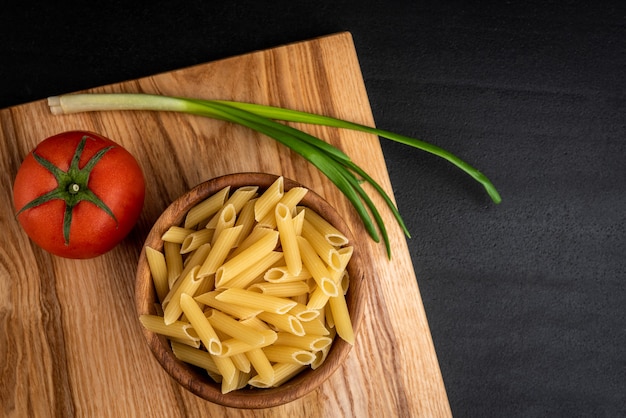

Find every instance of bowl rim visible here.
[135,172,367,409]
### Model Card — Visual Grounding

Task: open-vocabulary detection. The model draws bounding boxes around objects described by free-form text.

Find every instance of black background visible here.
[2,1,625,416]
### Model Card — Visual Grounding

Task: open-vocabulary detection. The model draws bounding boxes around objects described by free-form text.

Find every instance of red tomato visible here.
[13,131,145,259]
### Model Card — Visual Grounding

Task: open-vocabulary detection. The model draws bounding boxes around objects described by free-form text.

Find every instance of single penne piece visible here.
[214,230,279,287]
[288,302,321,322]
[257,187,308,229]
[300,207,349,246]
[211,203,237,245]
[161,226,195,244]
[257,311,305,336]
[292,207,305,236]
[206,309,266,347]
[169,336,201,349]
[161,243,213,309]
[306,285,330,310]
[171,341,220,376]
[145,246,168,302]
[179,293,222,354]
[219,329,277,357]
[180,228,214,254]
[264,265,312,283]
[245,348,274,384]
[213,354,237,392]
[269,363,307,387]
[325,301,335,329]
[240,316,272,332]
[248,281,310,298]
[229,352,251,373]
[248,363,305,388]
[297,236,339,297]
[163,266,202,325]
[164,241,183,289]
[197,225,243,278]
[178,243,212,289]
[205,186,258,229]
[221,251,283,290]
[234,370,252,391]
[302,219,341,271]
[233,199,257,246]
[291,292,308,306]
[139,314,200,343]
[216,288,297,315]
[275,203,302,276]
[230,227,276,257]
[328,292,355,345]
[300,316,330,336]
[262,345,315,365]
[310,340,332,370]
[220,369,241,394]
[275,332,332,351]
[195,290,262,320]
[339,270,350,295]
[254,176,284,221]
[184,186,230,229]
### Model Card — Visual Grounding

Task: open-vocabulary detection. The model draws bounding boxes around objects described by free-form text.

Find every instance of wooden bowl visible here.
[135,173,366,408]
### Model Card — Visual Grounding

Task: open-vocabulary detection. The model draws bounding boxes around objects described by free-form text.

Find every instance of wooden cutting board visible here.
[0,32,451,417]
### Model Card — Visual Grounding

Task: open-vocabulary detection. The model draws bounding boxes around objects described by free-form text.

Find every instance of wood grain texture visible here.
[0,32,451,417]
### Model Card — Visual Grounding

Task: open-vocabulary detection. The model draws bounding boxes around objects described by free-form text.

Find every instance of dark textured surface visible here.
[2,1,625,416]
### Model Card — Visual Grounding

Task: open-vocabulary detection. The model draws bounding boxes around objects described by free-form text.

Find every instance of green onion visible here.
[48,93,501,257]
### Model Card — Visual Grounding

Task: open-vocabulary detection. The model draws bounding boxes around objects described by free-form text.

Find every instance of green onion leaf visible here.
[48,93,501,257]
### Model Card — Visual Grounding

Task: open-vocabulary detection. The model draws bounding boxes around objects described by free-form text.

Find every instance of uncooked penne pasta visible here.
[288,302,321,322]
[184,186,230,229]
[214,230,279,287]
[213,354,238,393]
[257,312,305,336]
[274,332,332,352]
[216,288,297,315]
[264,265,312,283]
[262,345,315,365]
[245,348,274,384]
[275,203,302,276]
[161,226,195,244]
[302,218,341,271]
[248,363,305,388]
[300,207,348,246]
[328,291,355,345]
[195,290,262,320]
[248,281,310,298]
[257,186,308,229]
[178,243,212,288]
[171,341,220,376]
[179,293,222,355]
[162,266,202,325]
[205,186,258,229]
[206,309,266,347]
[211,203,237,245]
[164,241,183,289]
[221,251,283,290]
[230,352,251,373]
[145,246,168,302]
[139,315,199,344]
[180,228,214,254]
[233,199,257,246]
[219,329,277,357]
[297,236,339,297]
[140,182,357,393]
[300,317,330,336]
[254,176,284,221]
[197,225,243,278]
